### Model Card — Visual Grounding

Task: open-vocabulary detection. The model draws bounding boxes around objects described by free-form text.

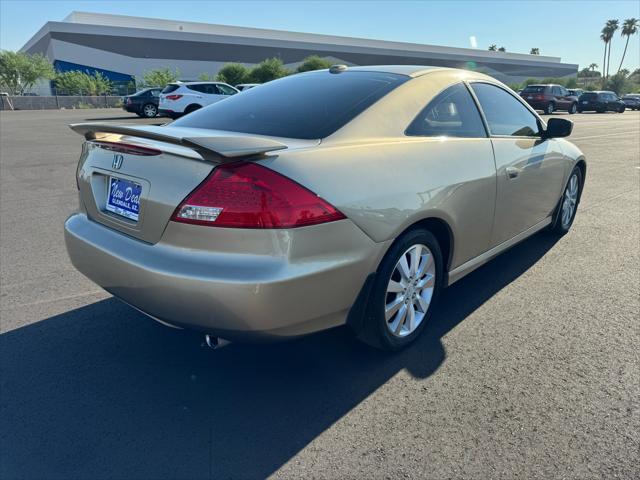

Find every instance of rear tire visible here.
[544,102,555,115]
[618,106,625,113]
[142,103,158,118]
[358,229,443,351]
[550,166,583,235]
[184,104,202,115]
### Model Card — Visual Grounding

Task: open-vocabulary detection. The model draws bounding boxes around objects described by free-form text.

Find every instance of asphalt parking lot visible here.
[1,108,639,479]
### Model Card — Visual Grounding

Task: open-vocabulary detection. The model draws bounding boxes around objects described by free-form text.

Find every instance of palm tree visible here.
[605,19,619,79]
[587,63,598,86]
[530,48,540,55]
[617,18,639,73]
[488,44,497,51]
[600,31,608,84]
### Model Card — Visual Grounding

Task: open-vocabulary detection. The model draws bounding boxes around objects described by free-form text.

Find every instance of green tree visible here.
[296,55,334,73]
[530,48,540,55]
[0,50,55,95]
[214,63,250,85]
[565,77,578,89]
[601,26,613,85]
[498,46,506,52]
[139,68,180,88]
[606,72,631,95]
[617,18,639,74]
[248,58,290,83]
[197,72,214,81]
[604,19,619,79]
[488,44,497,51]
[55,71,112,95]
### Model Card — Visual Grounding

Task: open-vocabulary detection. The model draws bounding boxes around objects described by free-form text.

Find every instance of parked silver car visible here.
[65,66,586,350]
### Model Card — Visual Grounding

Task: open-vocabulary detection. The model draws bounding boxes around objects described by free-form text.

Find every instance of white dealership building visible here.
[21,11,578,94]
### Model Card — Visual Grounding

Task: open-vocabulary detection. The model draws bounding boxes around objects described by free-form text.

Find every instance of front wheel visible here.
[358,229,443,351]
[618,106,625,113]
[568,103,577,114]
[550,167,583,235]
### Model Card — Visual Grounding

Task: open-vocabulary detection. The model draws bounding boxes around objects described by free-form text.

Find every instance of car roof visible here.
[170,81,228,86]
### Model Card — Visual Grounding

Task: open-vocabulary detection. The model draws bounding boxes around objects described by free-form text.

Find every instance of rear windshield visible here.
[522,86,546,93]
[581,92,598,99]
[172,71,409,139]
[161,84,180,94]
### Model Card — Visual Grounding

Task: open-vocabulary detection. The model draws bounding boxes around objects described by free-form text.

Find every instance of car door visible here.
[557,86,571,109]
[470,82,566,246]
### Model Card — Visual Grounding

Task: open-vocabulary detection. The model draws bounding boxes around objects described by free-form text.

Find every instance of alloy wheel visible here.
[561,173,579,228]
[385,244,436,337]
[144,104,157,117]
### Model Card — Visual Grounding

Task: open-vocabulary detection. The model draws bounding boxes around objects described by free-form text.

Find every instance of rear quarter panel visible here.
[263,137,497,271]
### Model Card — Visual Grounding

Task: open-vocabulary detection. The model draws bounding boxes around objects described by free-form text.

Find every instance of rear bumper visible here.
[524,101,548,110]
[578,103,603,111]
[64,213,388,340]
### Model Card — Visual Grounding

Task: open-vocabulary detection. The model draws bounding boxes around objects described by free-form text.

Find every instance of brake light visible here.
[91,141,161,156]
[165,94,183,100]
[171,162,346,228]
[534,94,544,100]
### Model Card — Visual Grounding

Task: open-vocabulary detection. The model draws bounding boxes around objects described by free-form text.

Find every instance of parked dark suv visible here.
[519,84,579,115]
[577,91,626,113]
[122,88,162,118]
[621,94,640,111]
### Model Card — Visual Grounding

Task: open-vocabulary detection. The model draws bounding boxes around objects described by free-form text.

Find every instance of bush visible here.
[604,72,635,95]
[248,58,290,83]
[55,71,112,95]
[139,68,180,88]
[296,55,334,73]
[214,63,250,85]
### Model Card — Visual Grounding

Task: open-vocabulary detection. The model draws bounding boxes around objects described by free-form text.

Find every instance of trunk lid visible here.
[71,123,316,243]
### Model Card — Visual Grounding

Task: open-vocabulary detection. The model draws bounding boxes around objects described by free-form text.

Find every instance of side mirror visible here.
[543,118,573,138]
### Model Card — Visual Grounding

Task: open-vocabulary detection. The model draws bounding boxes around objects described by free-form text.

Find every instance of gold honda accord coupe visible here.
[65,65,585,350]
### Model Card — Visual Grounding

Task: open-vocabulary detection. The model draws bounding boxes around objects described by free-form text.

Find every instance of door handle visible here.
[506,166,521,179]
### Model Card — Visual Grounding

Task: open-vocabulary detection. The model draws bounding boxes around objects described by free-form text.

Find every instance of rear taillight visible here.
[534,94,544,100]
[165,94,183,101]
[171,162,346,228]
[91,141,161,156]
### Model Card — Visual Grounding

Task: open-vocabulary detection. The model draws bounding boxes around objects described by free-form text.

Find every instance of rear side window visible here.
[217,84,237,95]
[522,86,545,93]
[471,83,540,137]
[406,83,486,138]
[172,71,409,139]
[162,84,180,94]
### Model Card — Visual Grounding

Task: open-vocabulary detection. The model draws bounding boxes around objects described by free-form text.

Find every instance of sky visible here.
[1,0,639,72]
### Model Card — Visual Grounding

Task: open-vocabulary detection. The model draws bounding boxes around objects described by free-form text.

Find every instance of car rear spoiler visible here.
[69,123,287,162]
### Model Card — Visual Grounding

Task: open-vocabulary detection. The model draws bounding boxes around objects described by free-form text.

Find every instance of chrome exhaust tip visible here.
[204,334,231,350]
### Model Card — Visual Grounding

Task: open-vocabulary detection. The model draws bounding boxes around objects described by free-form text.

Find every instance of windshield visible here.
[172,71,409,139]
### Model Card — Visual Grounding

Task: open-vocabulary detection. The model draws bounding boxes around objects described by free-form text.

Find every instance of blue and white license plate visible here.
[106,177,142,221]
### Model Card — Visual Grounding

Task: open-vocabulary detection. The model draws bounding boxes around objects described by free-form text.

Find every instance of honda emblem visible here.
[112,154,124,170]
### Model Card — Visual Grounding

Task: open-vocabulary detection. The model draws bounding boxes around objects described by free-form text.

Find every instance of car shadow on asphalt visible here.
[0,232,560,479]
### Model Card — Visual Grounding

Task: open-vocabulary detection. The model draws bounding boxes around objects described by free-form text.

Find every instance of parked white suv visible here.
[159,82,239,118]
